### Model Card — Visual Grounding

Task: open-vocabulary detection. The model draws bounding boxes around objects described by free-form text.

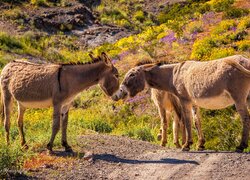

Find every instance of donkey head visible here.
[96,52,119,96]
[112,66,146,101]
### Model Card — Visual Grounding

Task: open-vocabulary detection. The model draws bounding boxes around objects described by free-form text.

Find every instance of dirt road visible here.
[26,134,250,180]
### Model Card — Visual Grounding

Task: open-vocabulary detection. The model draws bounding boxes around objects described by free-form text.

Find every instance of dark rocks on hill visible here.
[32,4,95,32]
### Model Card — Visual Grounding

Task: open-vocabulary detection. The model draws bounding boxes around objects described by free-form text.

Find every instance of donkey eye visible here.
[129,74,135,77]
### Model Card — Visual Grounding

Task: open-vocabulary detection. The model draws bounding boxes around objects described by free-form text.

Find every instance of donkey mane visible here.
[59,56,103,66]
[13,57,103,66]
[135,60,179,67]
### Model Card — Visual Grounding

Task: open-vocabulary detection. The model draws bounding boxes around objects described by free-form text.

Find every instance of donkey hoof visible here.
[235,147,244,153]
[47,143,53,151]
[197,146,205,151]
[174,143,181,149]
[47,150,55,155]
[182,147,190,151]
[157,134,162,141]
[182,144,190,151]
[161,141,167,147]
[65,146,73,153]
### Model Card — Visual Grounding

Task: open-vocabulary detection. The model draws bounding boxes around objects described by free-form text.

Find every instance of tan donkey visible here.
[151,89,205,150]
[1,52,119,152]
[112,55,250,152]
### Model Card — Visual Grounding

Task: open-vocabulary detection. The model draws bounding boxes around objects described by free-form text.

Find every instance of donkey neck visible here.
[144,65,176,93]
[60,61,107,95]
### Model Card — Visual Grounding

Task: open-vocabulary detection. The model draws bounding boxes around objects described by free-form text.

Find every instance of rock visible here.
[32,4,95,32]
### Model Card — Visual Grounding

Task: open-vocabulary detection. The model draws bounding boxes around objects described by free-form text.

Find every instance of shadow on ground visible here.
[46,150,85,158]
[93,154,199,165]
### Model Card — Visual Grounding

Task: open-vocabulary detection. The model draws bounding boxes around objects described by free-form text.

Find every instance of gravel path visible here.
[24,134,250,180]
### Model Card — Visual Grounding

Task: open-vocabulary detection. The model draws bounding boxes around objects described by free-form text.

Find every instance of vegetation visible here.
[0,0,250,176]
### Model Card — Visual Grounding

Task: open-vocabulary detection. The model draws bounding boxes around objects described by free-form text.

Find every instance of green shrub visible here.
[201,107,241,151]
[0,32,24,51]
[237,16,250,31]
[209,47,235,60]
[190,37,217,60]
[224,7,249,19]
[211,20,236,35]
[134,11,145,22]
[208,0,234,12]
[85,119,113,133]
[236,40,250,51]
[134,127,154,142]
[0,144,30,177]
[30,0,48,6]
[3,8,27,20]
[186,21,204,34]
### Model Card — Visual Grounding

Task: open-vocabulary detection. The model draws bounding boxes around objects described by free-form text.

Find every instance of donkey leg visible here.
[17,103,27,148]
[173,114,181,148]
[180,121,186,146]
[3,93,12,145]
[235,103,250,152]
[47,104,61,152]
[192,106,205,151]
[181,102,193,151]
[161,110,170,147]
[158,107,169,146]
[61,105,72,152]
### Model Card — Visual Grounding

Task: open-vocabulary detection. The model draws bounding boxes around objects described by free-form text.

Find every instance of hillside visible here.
[0,0,250,178]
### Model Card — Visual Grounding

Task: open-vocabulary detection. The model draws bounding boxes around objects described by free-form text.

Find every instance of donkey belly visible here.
[19,99,53,108]
[192,91,234,110]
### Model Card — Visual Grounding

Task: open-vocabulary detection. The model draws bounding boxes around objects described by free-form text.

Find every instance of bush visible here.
[209,47,235,60]
[3,8,27,20]
[85,119,113,133]
[190,37,217,60]
[224,7,249,19]
[30,0,48,6]
[211,20,236,35]
[201,107,241,151]
[0,145,30,177]
[134,127,155,142]
[236,40,250,51]
[0,32,24,51]
[237,16,250,31]
[186,21,204,34]
[134,11,145,22]
[208,0,234,12]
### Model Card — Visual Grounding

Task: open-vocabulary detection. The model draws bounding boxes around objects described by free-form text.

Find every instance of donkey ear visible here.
[143,64,156,72]
[101,52,113,67]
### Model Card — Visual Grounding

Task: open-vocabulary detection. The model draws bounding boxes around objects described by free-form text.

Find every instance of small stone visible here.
[83,151,93,161]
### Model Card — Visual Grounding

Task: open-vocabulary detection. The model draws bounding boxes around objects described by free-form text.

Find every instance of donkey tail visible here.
[168,93,182,121]
[0,89,3,124]
[225,59,250,77]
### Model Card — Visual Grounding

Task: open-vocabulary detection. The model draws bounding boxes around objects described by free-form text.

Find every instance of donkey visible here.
[151,89,205,150]
[112,55,250,152]
[0,52,119,152]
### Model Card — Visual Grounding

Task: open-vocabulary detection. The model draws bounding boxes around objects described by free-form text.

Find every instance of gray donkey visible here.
[1,52,119,152]
[112,55,250,152]
[151,89,205,150]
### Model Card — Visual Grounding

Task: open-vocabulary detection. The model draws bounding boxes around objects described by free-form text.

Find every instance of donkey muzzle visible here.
[111,85,128,101]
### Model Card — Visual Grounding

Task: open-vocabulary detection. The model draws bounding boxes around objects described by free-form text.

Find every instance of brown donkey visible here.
[112,55,250,152]
[151,89,205,150]
[1,52,119,152]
